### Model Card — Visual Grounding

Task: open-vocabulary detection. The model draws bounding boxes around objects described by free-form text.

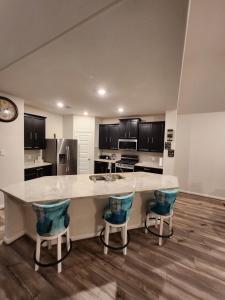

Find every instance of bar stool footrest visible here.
[100,227,130,250]
[34,238,72,268]
[145,218,173,238]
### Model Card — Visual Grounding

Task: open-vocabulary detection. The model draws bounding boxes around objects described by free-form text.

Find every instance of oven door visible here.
[118,139,137,150]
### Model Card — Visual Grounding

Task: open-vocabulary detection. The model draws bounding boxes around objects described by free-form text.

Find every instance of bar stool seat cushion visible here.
[147,189,179,216]
[104,208,127,225]
[103,192,135,225]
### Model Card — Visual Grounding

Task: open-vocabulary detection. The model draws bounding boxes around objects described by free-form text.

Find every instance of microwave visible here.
[118,139,138,150]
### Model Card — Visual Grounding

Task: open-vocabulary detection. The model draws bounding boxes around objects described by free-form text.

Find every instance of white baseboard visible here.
[71,223,145,241]
[180,190,225,201]
[3,230,25,244]
[25,223,145,244]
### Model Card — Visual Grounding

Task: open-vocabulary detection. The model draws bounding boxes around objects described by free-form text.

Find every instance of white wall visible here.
[0,94,24,208]
[101,115,165,125]
[25,105,63,139]
[63,115,73,139]
[175,112,225,199]
[163,109,177,175]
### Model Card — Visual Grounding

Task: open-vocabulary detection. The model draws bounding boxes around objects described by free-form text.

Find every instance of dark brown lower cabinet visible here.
[94,161,116,174]
[134,165,163,174]
[24,165,52,181]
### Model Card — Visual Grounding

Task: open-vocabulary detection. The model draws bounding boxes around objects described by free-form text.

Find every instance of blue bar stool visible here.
[32,199,71,273]
[100,192,135,255]
[145,189,178,246]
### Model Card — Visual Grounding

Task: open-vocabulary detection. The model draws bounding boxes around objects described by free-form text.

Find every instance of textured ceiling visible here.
[0,0,188,117]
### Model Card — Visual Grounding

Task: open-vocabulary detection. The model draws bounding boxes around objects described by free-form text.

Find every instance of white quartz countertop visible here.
[95,158,117,163]
[135,162,163,169]
[24,162,52,169]
[1,172,178,204]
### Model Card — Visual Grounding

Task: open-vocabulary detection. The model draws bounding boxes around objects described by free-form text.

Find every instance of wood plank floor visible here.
[1,193,225,299]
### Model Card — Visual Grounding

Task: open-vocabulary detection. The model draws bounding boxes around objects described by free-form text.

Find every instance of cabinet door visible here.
[119,120,127,139]
[24,168,37,181]
[94,161,109,174]
[99,125,109,149]
[111,163,116,173]
[33,117,46,149]
[24,115,34,149]
[150,122,165,152]
[138,123,151,151]
[109,124,119,149]
[128,119,139,139]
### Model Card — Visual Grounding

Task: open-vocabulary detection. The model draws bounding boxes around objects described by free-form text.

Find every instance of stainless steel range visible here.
[115,154,139,172]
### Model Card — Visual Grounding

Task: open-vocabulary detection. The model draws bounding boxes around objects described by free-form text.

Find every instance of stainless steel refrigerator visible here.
[43,139,77,175]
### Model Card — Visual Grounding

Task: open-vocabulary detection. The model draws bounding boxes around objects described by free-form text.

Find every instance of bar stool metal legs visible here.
[101,221,130,255]
[104,222,110,255]
[34,227,71,273]
[145,212,174,246]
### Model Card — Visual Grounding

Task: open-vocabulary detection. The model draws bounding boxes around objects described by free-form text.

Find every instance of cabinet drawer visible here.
[24,165,52,181]
[134,166,163,174]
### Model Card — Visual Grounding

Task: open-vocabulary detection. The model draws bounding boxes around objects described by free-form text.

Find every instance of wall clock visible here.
[0,96,18,122]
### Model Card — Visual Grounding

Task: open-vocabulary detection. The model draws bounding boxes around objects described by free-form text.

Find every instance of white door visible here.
[76,132,94,174]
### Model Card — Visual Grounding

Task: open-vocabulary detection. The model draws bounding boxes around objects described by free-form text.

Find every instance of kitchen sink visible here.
[89,174,124,182]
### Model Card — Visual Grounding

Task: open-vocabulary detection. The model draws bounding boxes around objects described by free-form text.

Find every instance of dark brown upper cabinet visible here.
[119,118,140,139]
[24,113,46,149]
[138,121,165,152]
[99,124,119,150]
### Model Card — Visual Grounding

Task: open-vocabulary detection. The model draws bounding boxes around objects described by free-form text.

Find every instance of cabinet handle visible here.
[148,137,149,143]
[35,132,37,140]
[30,132,32,140]
[152,137,154,143]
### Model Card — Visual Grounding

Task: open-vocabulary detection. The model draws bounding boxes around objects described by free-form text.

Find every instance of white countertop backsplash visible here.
[95,150,163,169]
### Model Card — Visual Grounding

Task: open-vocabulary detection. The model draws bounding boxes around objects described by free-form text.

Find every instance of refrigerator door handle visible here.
[66,146,68,173]
[67,146,70,173]
[66,145,70,173]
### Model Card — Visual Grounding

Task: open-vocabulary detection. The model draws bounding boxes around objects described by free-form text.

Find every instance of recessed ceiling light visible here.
[118,107,124,113]
[57,102,64,108]
[97,88,106,96]
[84,111,88,116]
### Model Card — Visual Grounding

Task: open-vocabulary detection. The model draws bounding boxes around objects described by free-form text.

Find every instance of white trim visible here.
[3,230,25,244]
[176,0,191,111]
[180,190,225,201]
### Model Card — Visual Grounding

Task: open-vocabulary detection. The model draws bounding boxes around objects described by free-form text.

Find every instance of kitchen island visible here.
[1,172,178,244]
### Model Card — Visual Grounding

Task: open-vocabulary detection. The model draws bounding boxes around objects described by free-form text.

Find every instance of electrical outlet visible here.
[0,149,6,157]
[96,225,103,234]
